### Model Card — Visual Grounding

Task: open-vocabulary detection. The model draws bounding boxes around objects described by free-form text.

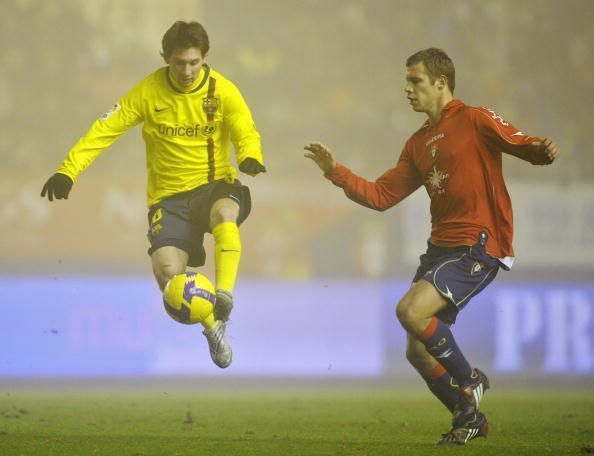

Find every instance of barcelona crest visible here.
[202,97,219,114]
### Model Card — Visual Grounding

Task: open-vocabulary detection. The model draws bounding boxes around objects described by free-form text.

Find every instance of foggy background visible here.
[1,0,593,381]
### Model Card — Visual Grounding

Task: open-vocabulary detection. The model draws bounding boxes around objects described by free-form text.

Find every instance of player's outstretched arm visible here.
[40,173,73,202]
[304,142,336,174]
[530,137,561,164]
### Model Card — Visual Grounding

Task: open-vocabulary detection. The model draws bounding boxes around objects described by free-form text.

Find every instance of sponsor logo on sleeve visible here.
[99,103,121,120]
[483,107,509,126]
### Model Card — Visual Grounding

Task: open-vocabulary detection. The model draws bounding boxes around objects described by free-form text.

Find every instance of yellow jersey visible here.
[57,65,263,206]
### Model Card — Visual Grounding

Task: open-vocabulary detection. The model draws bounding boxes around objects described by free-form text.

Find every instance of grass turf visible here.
[0,385,592,455]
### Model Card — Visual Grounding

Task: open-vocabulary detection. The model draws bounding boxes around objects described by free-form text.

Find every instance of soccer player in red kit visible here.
[304,48,560,445]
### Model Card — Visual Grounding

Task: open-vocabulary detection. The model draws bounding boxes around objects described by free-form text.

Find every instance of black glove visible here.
[239,158,266,176]
[40,173,73,201]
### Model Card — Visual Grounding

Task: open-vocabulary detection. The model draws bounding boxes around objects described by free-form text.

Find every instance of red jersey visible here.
[325,99,552,269]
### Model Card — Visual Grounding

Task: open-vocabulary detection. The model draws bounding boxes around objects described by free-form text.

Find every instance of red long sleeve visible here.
[325,99,547,268]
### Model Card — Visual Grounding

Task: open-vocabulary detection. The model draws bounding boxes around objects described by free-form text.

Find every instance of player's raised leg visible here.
[151,245,232,368]
[209,197,241,321]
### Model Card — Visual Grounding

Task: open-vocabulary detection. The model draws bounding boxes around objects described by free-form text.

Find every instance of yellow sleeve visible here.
[222,81,263,167]
[56,85,143,181]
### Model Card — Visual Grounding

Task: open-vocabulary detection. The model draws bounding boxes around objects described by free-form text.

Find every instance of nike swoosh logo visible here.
[444,286,455,302]
[511,131,524,136]
[435,349,454,359]
[155,107,169,113]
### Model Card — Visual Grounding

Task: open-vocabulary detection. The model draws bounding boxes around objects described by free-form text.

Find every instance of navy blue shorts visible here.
[412,233,499,325]
[146,179,251,267]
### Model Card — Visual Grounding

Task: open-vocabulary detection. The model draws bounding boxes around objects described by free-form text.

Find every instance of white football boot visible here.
[202,320,232,368]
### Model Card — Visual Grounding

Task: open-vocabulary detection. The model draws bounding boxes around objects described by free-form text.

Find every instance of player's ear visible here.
[437,75,447,90]
[161,51,169,64]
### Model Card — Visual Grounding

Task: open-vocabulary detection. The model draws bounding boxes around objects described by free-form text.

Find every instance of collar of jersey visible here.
[443,98,463,112]
[166,65,211,94]
[422,98,464,129]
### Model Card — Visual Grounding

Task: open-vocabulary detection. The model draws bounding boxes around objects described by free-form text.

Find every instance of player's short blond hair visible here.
[406,48,455,94]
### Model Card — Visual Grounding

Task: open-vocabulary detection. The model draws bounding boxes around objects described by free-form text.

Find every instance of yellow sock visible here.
[212,222,242,293]
[202,312,216,329]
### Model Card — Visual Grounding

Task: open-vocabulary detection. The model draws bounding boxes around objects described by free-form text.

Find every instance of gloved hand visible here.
[239,158,266,176]
[40,173,73,201]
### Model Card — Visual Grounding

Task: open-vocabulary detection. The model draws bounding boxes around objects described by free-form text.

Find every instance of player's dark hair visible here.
[161,21,210,59]
[406,48,455,93]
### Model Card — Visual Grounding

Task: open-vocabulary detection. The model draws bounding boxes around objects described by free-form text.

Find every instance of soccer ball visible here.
[162,272,216,324]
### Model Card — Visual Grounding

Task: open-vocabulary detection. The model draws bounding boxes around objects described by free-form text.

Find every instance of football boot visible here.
[452,368,490,428]
[438,411,489,446]
[202,320,232,368]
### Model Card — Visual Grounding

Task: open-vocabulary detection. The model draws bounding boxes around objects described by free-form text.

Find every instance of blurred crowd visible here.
[2,0,591,180]
[2,0,592,278]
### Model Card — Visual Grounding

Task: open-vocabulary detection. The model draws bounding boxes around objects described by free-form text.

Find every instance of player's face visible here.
[167,47,205,88]
[404,63,441,113]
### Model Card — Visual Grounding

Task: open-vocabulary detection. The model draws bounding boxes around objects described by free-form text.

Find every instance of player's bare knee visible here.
[396,297,415,330]
[209,199,239,228]
[153,269,170,291]
[153,263,184,291]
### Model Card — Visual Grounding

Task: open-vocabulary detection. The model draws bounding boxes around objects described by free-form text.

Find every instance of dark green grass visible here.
[0,384,592,455]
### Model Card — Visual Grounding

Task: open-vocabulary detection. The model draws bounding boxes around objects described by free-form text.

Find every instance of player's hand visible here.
[304,142,336,173]
[40,173,73,201]
[239,158,266,176]
[531,138,560,164]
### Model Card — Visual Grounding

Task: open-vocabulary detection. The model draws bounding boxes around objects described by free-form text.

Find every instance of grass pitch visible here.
[0,381,592,455]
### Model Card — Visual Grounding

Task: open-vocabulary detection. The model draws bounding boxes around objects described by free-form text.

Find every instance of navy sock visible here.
[424,364,460,412]
[419,317,473,387]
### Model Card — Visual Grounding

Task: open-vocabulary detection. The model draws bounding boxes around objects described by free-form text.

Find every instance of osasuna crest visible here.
[202,97,219,114]
[430,144,439,159]
[470,261,483,275]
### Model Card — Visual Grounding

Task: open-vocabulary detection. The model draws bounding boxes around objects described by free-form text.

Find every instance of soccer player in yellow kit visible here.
[40,21,265,368]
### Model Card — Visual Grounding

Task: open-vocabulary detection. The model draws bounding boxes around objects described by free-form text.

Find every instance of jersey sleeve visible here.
[324,144,423,211]
[56,85,144,181]
[472,107,552,165]
[221,81,263,167]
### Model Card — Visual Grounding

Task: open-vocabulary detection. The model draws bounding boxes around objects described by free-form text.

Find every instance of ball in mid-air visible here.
[163,272,216,324]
